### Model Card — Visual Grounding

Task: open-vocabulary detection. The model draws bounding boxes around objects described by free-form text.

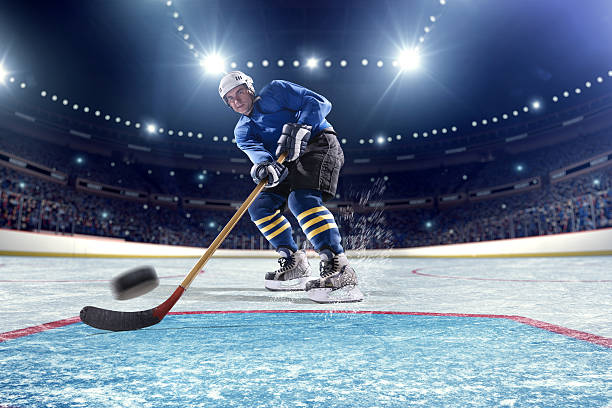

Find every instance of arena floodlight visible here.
[377,136,385,144]
[306,58,318,69]
[200,54,225,74]
[397,48,420,71]
[531,100,541,110]
[0,64,6,84]
[146,124,157,134]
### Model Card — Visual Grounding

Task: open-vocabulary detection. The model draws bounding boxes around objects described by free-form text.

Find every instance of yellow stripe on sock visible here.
[254,210,280,226]
[296,206,326,221]
[301,213,334,230]
[265,221,291,240]
[260,215,285,233]
[306,222,338,240]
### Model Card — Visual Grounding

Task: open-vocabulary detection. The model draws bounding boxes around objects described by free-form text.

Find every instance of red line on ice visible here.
[2,309,610,348]
[0,317,81,343]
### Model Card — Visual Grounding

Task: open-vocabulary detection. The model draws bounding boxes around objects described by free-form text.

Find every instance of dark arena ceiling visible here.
[1,0,611,170]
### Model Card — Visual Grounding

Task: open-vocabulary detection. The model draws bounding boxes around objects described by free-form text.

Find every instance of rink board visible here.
[1,311,610,407]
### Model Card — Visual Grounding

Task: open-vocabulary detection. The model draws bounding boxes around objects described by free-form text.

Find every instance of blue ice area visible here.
[1,312,611,407]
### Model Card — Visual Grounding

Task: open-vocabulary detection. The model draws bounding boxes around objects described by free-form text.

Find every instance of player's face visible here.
[225,85,254,115]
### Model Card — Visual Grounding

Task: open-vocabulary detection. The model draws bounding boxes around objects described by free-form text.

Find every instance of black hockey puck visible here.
[112,266,159,300]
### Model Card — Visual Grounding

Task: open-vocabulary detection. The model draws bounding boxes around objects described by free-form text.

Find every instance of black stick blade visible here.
[80,306,161,332]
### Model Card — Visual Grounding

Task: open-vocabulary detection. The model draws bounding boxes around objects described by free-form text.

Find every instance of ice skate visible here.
[265,250,315,291]
[305,250,364,303]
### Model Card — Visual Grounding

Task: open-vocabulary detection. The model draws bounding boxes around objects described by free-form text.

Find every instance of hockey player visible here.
[218,71,363,303]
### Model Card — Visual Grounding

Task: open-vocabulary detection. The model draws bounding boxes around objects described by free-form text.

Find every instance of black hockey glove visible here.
[250,161,288,188]
[275,123,312,162]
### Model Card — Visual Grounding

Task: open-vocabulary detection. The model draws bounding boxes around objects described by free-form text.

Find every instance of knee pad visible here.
[288,189,343,254]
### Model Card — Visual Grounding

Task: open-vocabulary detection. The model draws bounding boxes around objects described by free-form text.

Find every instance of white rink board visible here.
[0,227,611,258]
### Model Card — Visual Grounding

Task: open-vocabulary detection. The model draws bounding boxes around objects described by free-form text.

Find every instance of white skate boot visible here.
[305,249,364,303]
[265,250,315,291]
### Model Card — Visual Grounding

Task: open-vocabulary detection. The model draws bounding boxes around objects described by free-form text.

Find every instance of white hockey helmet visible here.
[218,71,255,104]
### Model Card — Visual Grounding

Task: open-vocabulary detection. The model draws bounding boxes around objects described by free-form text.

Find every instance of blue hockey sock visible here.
[288,189,344,254]
[248,192,298,252]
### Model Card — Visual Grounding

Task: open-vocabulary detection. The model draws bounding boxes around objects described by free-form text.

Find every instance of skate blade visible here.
[306,286,364,303]
[265,276,317,292]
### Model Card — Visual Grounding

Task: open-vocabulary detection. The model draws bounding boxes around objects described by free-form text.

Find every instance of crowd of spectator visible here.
[1,126,611,250]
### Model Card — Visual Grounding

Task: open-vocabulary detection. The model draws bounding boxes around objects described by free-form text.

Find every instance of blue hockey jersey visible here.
[233,80,332,164]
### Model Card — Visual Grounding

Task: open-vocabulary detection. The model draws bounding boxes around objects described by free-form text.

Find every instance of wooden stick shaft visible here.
[179,153,287,290]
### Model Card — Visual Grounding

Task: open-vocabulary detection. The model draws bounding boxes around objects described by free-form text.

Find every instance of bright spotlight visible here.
[0,64,7,83]
[377,136,385,144]
[397,48,420,71]
[531,100,541,110]
[200,54,225,74]
[146,124,157,134]
[306,58,318,69]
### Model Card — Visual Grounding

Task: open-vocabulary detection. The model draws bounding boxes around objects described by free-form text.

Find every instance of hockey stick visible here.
[80,153,287,331]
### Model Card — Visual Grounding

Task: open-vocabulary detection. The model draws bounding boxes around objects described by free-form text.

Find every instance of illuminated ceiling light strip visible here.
[470,70,611,129]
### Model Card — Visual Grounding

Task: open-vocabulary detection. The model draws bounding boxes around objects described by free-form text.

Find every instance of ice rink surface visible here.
[0,255,610,337]
[1,255,611,407]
